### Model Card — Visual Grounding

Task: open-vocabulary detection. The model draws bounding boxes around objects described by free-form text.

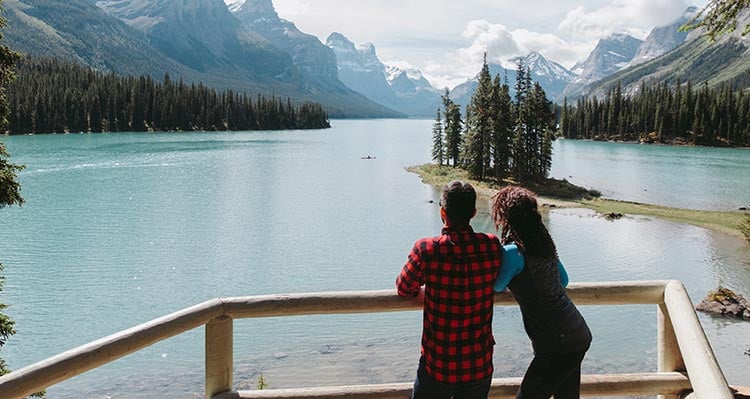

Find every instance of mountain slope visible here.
[584,17,750,99]
[97,0,297,80]
[3,0,187,78]
[628,6,698,67]
[231,0,338,83]
[559,33,642,100]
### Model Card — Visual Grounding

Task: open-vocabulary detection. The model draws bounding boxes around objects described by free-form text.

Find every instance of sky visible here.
[232,0,707,89]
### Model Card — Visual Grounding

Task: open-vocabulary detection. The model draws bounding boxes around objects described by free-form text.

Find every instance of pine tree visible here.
[431,108,444,165]
[465,54,493,180]
[490,75,513,182]
[442,89,463,167]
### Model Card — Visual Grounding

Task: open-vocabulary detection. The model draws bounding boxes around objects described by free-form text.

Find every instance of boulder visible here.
[696,287,750,320]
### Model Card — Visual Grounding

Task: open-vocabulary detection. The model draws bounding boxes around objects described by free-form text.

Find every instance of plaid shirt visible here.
[396,225,502,383]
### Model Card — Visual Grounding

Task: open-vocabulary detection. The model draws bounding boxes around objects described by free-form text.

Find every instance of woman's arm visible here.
[557,259,569,288]
[494,245,570,291]
[494,244,524,292]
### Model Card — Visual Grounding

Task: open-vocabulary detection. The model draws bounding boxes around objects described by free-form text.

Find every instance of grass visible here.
[408,163,750,240]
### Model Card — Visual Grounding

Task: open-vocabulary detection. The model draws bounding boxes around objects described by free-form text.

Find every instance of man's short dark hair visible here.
[440,180,476,224]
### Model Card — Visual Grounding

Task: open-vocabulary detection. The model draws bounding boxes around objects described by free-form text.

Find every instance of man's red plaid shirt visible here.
[396,226,502,384]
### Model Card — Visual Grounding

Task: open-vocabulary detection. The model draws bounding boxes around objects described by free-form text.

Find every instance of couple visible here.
[396,180,592,399]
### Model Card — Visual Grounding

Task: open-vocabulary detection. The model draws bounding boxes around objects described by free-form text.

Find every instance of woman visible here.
[491,186,592,399]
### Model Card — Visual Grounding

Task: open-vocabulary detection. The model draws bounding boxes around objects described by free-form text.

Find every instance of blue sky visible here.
[235,0,707,88]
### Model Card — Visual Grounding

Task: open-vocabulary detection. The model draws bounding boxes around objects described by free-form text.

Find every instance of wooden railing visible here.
[0,280,734,399]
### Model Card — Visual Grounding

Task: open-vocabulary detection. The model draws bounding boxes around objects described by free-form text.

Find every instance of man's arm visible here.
[396,242,424,297]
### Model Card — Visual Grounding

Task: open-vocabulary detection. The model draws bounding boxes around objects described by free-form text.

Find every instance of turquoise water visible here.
[551,139,750,210]
[0,120,748,398]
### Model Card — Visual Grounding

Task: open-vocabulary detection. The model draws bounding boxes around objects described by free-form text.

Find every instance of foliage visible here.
[559,79,750,146]
[256,372,269,390]
[431,108,444,165]
[681,0,750,41]
[0,141,23,207]
[0,3,43,396]
[526,178,601,200]
[706,286,740,302]
[454,56,555,184]
[441,88,462,167]
[7,57,330,134]
[739,214,750,241]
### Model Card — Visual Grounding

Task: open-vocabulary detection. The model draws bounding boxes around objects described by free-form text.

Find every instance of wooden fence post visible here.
[206,315,233,399]
[658,302,684,399]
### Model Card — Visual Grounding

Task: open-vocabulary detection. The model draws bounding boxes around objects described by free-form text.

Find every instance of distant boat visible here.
[361,155,376,160]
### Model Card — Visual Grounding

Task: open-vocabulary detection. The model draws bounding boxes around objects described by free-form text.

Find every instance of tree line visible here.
[432,56,555,185]
[559,80,750,146]
[6,57,330,135]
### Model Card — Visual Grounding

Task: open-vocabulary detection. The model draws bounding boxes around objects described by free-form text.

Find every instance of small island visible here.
[408,163,750,241]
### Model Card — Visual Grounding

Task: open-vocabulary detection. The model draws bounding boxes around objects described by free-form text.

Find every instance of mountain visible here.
[583,9,750,99]
[512,51,576,101]
[326,32,440,116]
[225,0,402,117]
[230,0,338,84]
[3,0,188,78]
[628,6,699,67]
[4,0,402,118]
[450,52,575,109]
[559,33,642,101]
[96,0,296,80]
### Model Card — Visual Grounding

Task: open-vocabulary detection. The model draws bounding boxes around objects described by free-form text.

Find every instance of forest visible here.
[432,57,556,185]
[6,57,330,135]
[559,80,750,146]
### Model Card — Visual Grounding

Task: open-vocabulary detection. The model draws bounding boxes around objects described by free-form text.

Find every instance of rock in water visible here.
[695,287,750,319]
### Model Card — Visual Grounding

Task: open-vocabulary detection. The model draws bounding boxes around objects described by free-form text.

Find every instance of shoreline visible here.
[559,136,750,149]
[407,164,749,240]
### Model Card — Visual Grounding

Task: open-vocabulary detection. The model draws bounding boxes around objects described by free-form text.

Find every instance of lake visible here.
[1,119,749,398]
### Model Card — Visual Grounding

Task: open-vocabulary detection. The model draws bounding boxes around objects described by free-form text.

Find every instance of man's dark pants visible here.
[411,356,492,399]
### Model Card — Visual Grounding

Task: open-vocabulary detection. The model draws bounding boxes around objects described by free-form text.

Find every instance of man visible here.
[397,180,503,399]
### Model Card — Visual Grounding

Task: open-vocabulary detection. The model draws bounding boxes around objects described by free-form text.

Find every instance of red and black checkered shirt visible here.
[396,225,502,384]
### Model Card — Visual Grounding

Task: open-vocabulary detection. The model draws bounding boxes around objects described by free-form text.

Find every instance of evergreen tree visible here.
[431,108,444,165]
[490,75,513,182]
[7,57,330,134]
[442,88,463,167]
[465,54,493,180]
[0,3,43,396]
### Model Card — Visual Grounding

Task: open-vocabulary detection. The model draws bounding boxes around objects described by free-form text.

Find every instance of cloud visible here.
[558,0,690,41]
[458,20,521,65]
[454,20,594,70]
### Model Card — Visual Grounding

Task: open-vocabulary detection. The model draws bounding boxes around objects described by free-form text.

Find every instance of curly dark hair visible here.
[491,186,558,259]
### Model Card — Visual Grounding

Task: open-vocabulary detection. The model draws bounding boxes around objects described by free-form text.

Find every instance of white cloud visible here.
[452,20,596,72]
[558,0,690,41]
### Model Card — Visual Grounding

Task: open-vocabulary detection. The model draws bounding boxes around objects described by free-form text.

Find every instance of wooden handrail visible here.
[221,372,692,398]
[0,281,732,399]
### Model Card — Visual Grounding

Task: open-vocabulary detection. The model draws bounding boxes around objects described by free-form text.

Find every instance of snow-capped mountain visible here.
[559,33,642,100]
[386,65,434,96]
[628,6,699,67]
[450,51,576,108]
[512,51,577,101]
[326,32,439,116]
